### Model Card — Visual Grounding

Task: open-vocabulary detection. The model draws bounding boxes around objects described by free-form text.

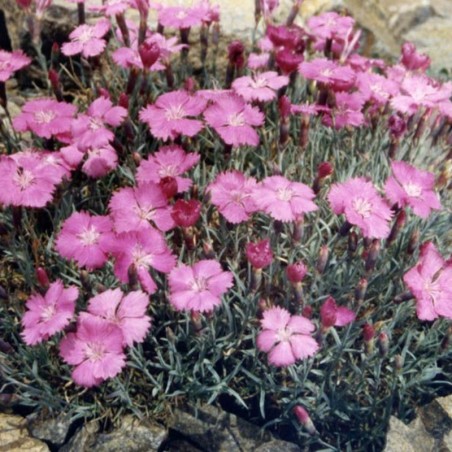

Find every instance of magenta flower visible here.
[158,5,204,29]
[286,262,308,283]
[207,171,258,223]
[232,71,289,103]
[59,314,126,388]
[257,306,318,367]
[168,259,233,313]
[55,212,115,270]
[320,296,356,330]
[21,280,78,346]
[83,145,119,178]
[0,50,31,82]
[110,229,176,295]
[71,96,127,150]
[400,42,430,72]
[355,72,398,106]
[136,145,199,193]
[62,19,111,58]
[87,288,151,346]
[322,92,365,129]
[307,11,355,41]
[171,199,202,227]
[253,176,318,222]
[384,161,441,219]
[140,91,206,141]
[328,177,393,239]
[403,242,452,321]
[13,98,77,139]
[246,239,273,269]
[203,94,264,147]
[109,182,175,233]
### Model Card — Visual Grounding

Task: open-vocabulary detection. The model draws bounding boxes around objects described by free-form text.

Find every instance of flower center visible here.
[403,182,422,198]
[77,226,100,246]
[14,168,35,190]
[228,112,245,127]
[77,28,94,44]
[352,197,372,218]
[34,110,56,124]
[276,327,292,342]
[40,305,56,322]
[86,342,105,362]
[165,104,186,121]
[230,190,244,203]
[424,279,441,305]
[89,117,103,130]
[191,276,208,292]
[132,245,152,268]
[276,187,294,202]
[159,165,178,178]
[320,68,333,78]
[251,77,268,89]
[176,11,187,20]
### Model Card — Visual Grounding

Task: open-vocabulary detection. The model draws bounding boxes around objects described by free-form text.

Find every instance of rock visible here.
[255,439,302,451]
[384,416,435,452]
[0,413,49,452]
[27,412,72,447]
[59,420,99,452]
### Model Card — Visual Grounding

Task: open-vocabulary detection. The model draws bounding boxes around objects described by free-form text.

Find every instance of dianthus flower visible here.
[403,242,452,321]
[248,53,270,70]
[0,50,31,82]
[384,161,441,219]
[59,314,126,388]
[232,71,289,103]
[110,229,176,294]
[83,145,119,178]
[13,98,77,139]
[86,288,151,346]
[203,94,264,147]
[97,0,132,16]
[400,41,430,72]
[140,91,206,141]
[0,153,63,208]
[355,72,399,106]
[21,280,78,346]
[253,176,318,222]
[171,199,202,227]
[62,19,110,58]
[257,306,318,367]
[109,182,174,233]
[71,96,127,150]
[320,296,355,330]
[136,145,199,193]
[55,211,115,270]
[207,171,258,223]
[307,11,355,41]
[246,239,273,269]
[322,92,365,129]
[158,5,204,29]
[168,259,233,313]
[328,177,393,239]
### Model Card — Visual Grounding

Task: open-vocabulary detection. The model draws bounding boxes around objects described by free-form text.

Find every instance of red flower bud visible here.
[138,41,160,69]
[159,176,178,199]
[171,199,202,228]
[293,406,317,435]
[118,93,129,110]
[246,239,273,269]
[286,262,307,284]
[362,323,375,342]
[35,267,50,289]
[227,40,245,68]
[302,305,313,319]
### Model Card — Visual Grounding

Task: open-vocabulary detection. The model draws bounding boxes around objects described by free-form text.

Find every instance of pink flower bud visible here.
[246,239,273,269]
[286,262,307,284]
[278,95,291,119]
[35,267,50,289]
[138,41,160,69]
[118,93,129,110]
[320,296,356,330]
[316,244,329,273]
[228,40,245,68]
[171,199,202,228]
[362,323,375,342]
[302,305,313,318]
[317,162,334,179]
[378,331,389,356]
[159,176,178,200]
[275,48,303,74]
[365,239,380,272]
[16,0,32,8]
[293,406,317,435]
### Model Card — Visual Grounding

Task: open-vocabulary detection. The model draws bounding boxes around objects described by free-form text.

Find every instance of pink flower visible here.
[355,72,399,106]
[13,98,77,139]
[253,176,318,222]
[403,242,452,321]
[71,97,127,150]
[322,92,365,129]
[168,259,233,312]
[109,182,175,233]
[59,314,126,388]
[87,288,151,346]
[320,296,355,329]
[232,71,289,103]
[286,262,308,283]
[246,239,273,269]
[307,11,355,41]
[207,171,258,223]
[136,145,199,193]
[0,153,63,208]
[110,229,176,294]
[400,42,430,72]
[99,0,132,16]
[158,5,204,29]
[204,94,264,147]
[140,91,206,141]
[384,161,441,219]
[62,19,110,58]
[82,145,119,178]
[21,280,78,346]
[257,306,318,367]
[248,53,270,70]
[0,50,31,82]
[55,212,115,270]
[328,177,393,239]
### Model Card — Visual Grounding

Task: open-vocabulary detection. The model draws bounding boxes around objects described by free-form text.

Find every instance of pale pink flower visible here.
[320,296,355,329]
[355,72,399,106]
[158,5,204,29]
[71,97,127,150]
[400,42,430,72]
[207,171,258,223]
[328,177,393,239]
[403,242,452,321]
[0,50,31,82]
[13,98,76,139]
[232,71,289,103]
[248,53,270,70]
[385,161,441,219]
[99,0,132,16]
[87,288,151,346]
[21,280,78,346]
[109,182,175,233]
[59,314,126,388]
[55,212,115,270]
[203,94,264,147]
[82,145,118,178]
[257,306,318,367]
[136,145,199,193]
[253,176,318,222]
[140,91,206,141]
[110,229,176,294]
[322,92,365,129]
[168,260,233,313]
[62,19,110,58]
[307,11,355,41]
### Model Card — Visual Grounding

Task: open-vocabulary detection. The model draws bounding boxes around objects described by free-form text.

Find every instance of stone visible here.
[384,416,435,452]
[255,439,302,451]
[0,413,49,452]
[59,420,99,452]
[27,412,72,447]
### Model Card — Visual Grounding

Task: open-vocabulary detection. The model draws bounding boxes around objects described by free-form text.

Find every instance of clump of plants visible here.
[0,0,451,449]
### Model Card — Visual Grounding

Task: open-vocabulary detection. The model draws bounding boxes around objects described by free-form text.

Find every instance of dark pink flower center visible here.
[352,197,372,218]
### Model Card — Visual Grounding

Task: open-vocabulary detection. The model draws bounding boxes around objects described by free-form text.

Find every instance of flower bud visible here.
[191,310,203,334]
[202,239,215,259]
[313,161,334,193]
[387,209,406,245]
[407,229,420,255]
[316,244,329,273]
[16,0,32,8]
[139,41,160,69]
[172,199,202,228]
[275,48,303,74]
[159,176,178,199]
[348,230,358,255]
[354,278,368,305]
[394,354,404,372]
[227,40,245,69]
[128,263,139,291]
[246,239,273,269]
[293,406,317,435]
[378,331,389,356]
[35,267,50,290]
[302,305,313,319]
[118,93,129,110]
[80,270,91,292]
[362,323,375,354]
[286,262,307,284]
[365,239,380,273]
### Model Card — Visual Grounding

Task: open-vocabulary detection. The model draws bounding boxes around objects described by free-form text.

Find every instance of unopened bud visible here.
[362,323,375,354]
[378,331,389,356]
[132,151,141,165]
[165,326,176,344]
[191,310,203,333]
[302,305,313,319]
[407,229,420,255]
[354,278,368,305]
[128,263,139,290]
[348,231,358,255]
[387,210,406,245]
[365,239,380,272]
[394,354,404,372]
[35,267,50,289]
[293,406,317,435]
[203,240,215,259]
[80,270,91,292]
[139,41,160,69]
[118,93,129,110]
[159,176,178,199]
[316,245,329,274]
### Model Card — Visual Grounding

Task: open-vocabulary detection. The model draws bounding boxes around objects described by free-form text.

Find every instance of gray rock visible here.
[27,412,72,446]
[384,416,435,452]
[59,420,99,452]
[255,439,302,451]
